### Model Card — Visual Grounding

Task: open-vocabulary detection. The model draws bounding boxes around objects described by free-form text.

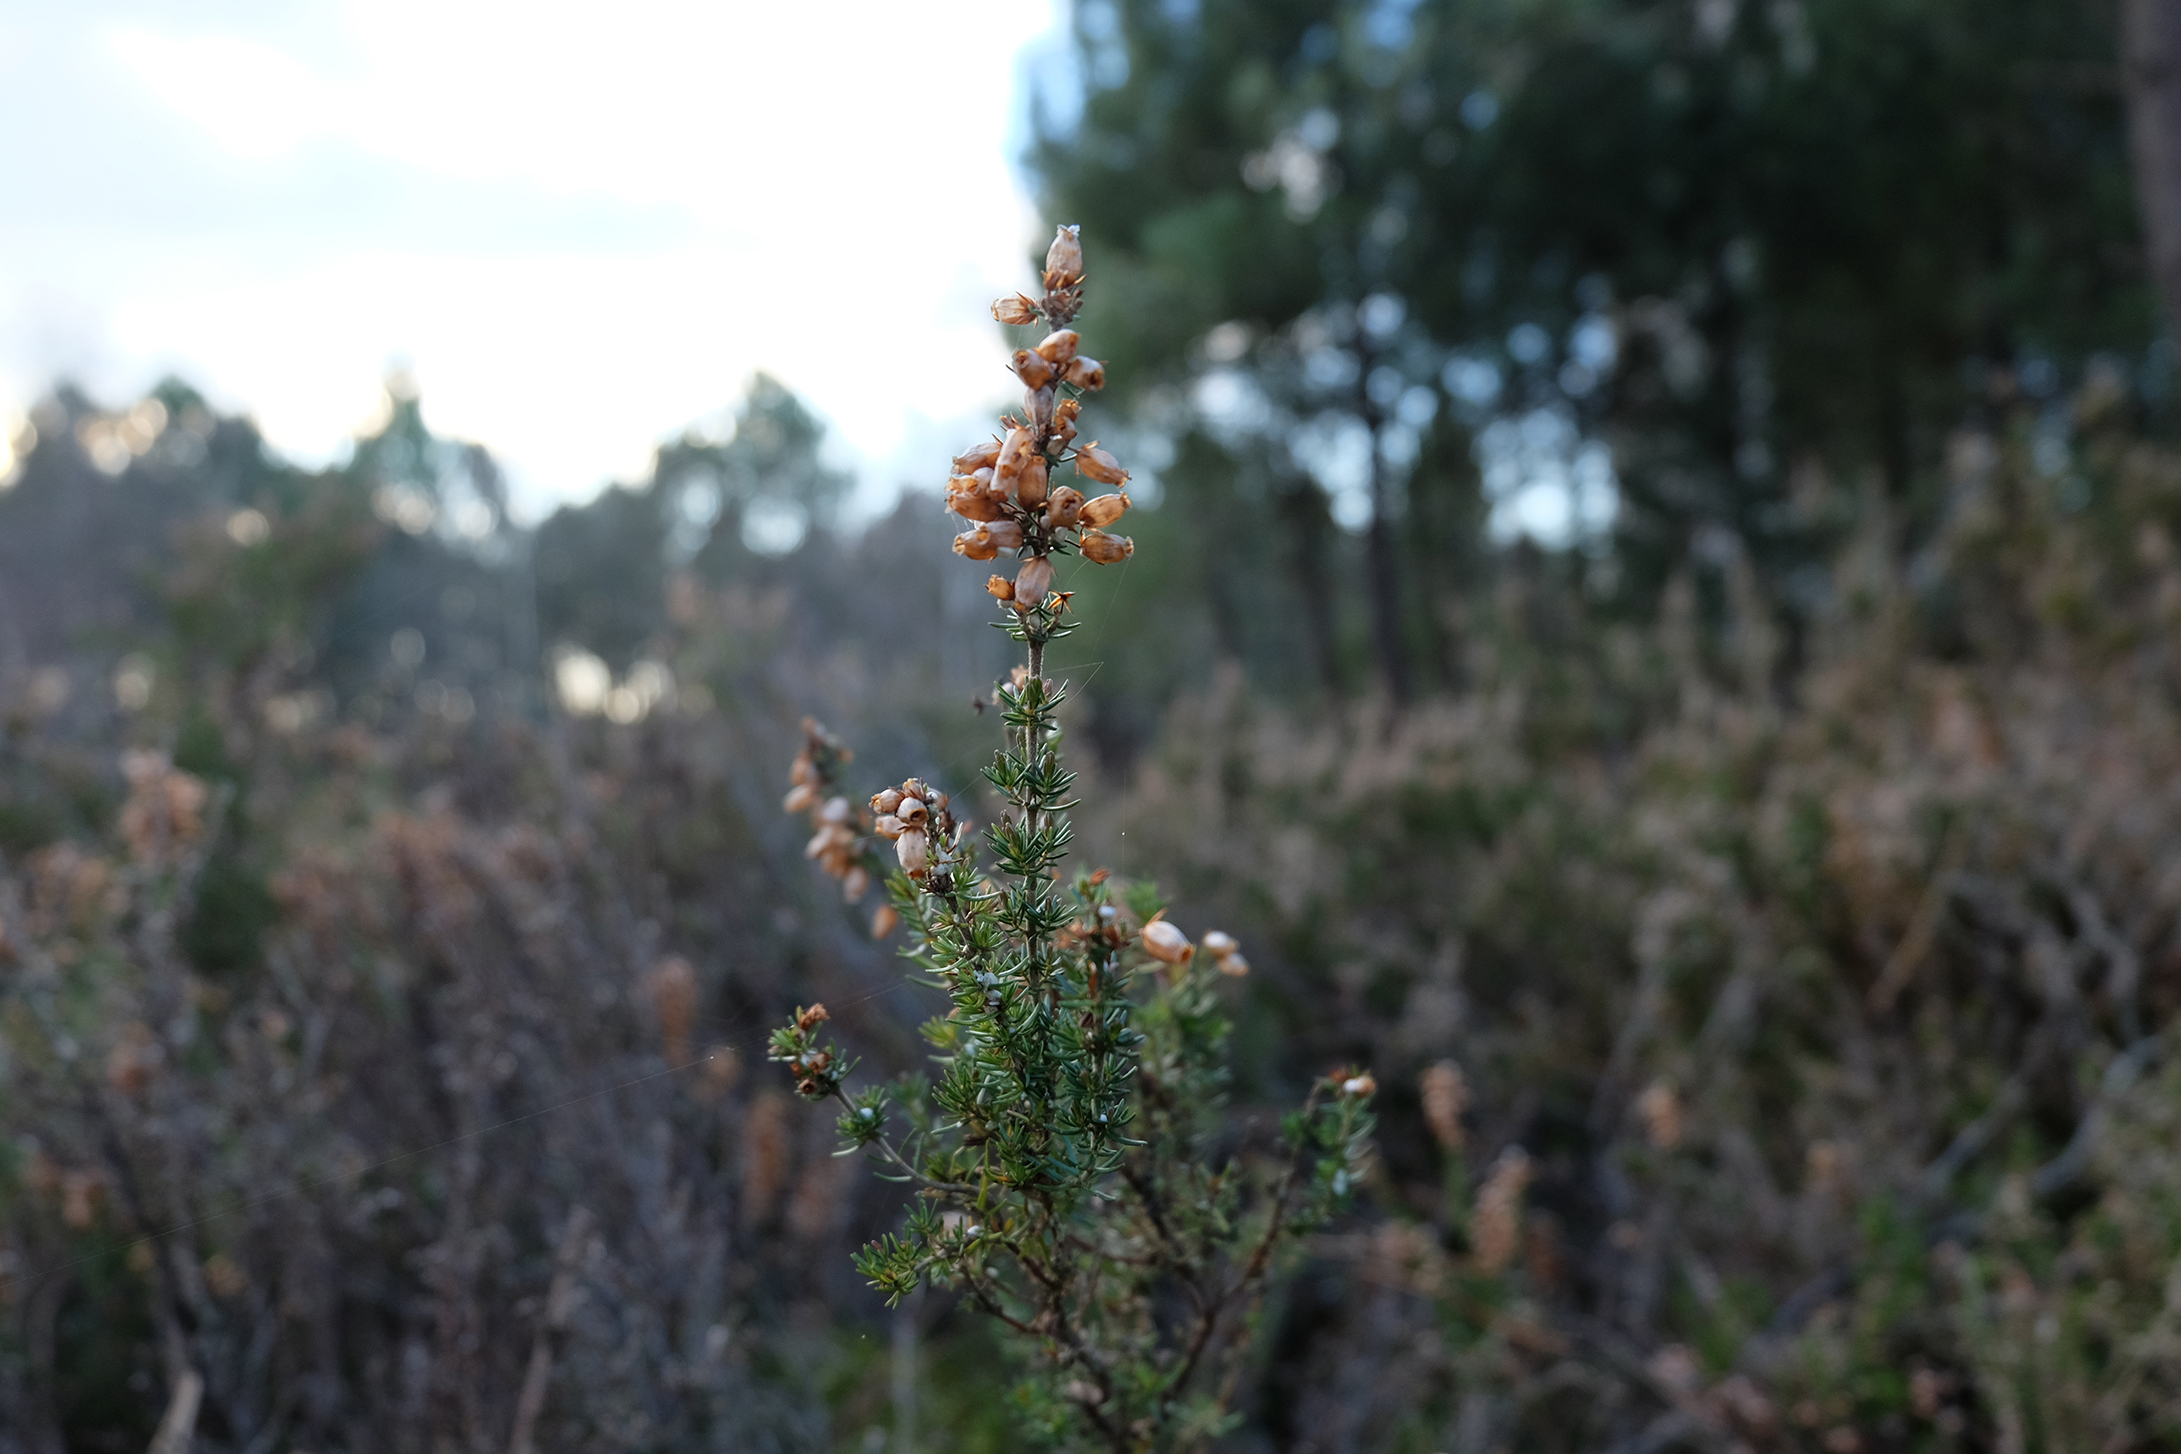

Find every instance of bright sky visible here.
[0,0,1071,519]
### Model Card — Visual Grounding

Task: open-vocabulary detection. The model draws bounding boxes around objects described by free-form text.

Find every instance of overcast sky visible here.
[0,0,1071,518]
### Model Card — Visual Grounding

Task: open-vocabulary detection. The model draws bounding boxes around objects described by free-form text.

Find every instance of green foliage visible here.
[773,658,1373,1452]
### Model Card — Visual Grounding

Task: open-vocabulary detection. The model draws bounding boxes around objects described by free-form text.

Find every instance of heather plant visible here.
[1076,398,2181,1450]
[768,226,1375,1453]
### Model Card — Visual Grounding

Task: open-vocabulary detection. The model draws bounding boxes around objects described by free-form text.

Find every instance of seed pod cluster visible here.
[946,225,1136,614]
[769,1002,850,1099]
[869,776,961,886]
[782,718,894,935]
[1199,929,1250,977]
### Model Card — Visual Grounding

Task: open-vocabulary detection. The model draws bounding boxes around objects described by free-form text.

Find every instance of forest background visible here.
[9,0,2181,1450]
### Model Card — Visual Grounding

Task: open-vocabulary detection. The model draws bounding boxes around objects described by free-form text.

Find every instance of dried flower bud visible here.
[1035,329,1081,364]
[953,440,1003,475]
[984,519,1024,549]
[871,904,900,939]
[897,829,929,877]
[953,527,1001,561]
[1027,383,1058,436]
[1079,492,1130,527]
[874,813,905,840]
[783,783,817,813]
[947,478,1007,523]
[1064,357,1105,390]
[819,796,851,824]
[1079,529,1133,565]
[1044,485,1084,529]
[1014,555,1054,610]
[1140,919,1193,964]
[992,293,1041,326]
[790,750,816,786]
[1074,442,1129,486]
[805,823,852,859]
[842,865,870,901]
[986,574,1015,601]
[1015,454,1050,509]
[1202,931,1248,975]
[1046,224,1083,283]
[1340,1072,1377,1098]
[871,787,904,815]
[995,426,1033,481]
[896,796,929,827]
[796,1003,830,1032]
[1011,349,1057,391]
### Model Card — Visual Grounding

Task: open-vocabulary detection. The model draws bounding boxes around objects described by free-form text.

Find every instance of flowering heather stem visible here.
[769,226,1375,1453]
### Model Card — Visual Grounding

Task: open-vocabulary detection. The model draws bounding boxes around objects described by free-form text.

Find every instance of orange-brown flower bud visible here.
[1079,529,1134,565]
[984,519,1024,550]
[796,1003,830,1032]
[992,293,1041,326]
[953,527,1001,561]
[995,426,1033,481]
[1044,485,1084,529]
[987,575,1015,601]
[1014,555,1054,610]
[1075,442,1129,486]
[1055,397,1082,425]
[896,829,929,877]
[790,750,816,786]
[871,903,900,939]
[842,865,870,901]
[948,476,1007,523]
[1140,919,1193,964]
[1011,349,1056,391]
[1027,383,1058,437]
[896,796,929,828]
[1201,930,1248,976]
[783,783,817,813]
[871,787,905,815]
[1065,357,1105,390]
[953,440,1003,475]
[1035,329,1081,365]
[1015,454,1050,509]
[874,813,905,840]
[1079,491,1130,528]
[1046,224,1083,283]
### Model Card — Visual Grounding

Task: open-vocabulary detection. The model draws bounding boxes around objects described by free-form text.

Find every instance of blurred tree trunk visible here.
[2127,0,2181,341]
[1363,431,1411,705]
[1277,476,1343,697]
[1357,356,1411,705]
